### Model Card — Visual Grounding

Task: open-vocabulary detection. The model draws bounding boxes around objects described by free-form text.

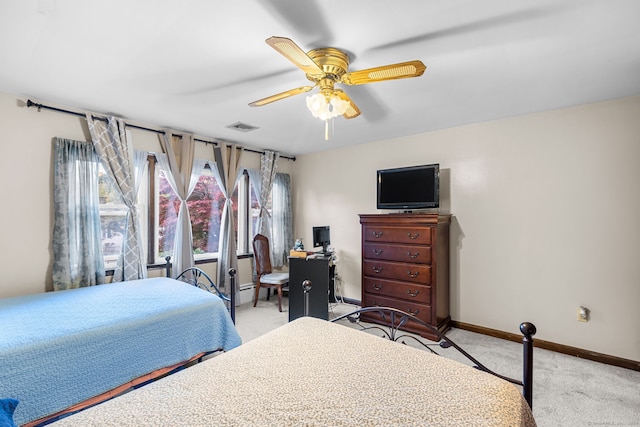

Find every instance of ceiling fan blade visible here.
[180,68,297,96]
[333,89,361,119]
[260,0,333,46]
[265,36,324,77]
[368,9,556,52]
[341,60,426,86]
[249,85,314,107]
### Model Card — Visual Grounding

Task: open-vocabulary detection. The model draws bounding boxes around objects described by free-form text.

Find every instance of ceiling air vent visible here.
[226,122,259,132]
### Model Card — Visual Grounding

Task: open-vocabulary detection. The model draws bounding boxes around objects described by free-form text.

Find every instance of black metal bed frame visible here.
[298,281,536,409]
[329,307,536,408]
[170,258,236,323]
[171,263,535,408]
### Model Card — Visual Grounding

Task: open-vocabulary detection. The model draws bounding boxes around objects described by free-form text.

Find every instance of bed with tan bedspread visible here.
[52,316,536,426]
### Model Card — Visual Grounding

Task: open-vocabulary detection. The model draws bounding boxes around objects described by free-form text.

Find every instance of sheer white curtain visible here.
[248,155,289,268]
[247,167,262,228]
[87,115,146,281]
[210,143,243,303]
[271,172,293,267]
[133,150,148,197]
[52,138,105,290]
[133,150,149,263]
[158,132,201,276]
[247,168,261,196]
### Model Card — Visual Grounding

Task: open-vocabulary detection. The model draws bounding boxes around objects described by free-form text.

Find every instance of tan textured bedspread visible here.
[53,317,536,426]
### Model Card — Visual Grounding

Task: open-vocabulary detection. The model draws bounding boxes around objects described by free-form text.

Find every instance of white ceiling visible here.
[1,0,639,156]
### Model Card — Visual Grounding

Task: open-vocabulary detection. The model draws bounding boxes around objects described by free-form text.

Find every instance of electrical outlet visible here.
[577,306,590,322]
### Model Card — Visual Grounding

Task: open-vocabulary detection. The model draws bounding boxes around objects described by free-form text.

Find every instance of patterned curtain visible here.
[255,150,279,244]
[271,172,293,267]
[158,132,198,276]
[87,115,146,282]
[210,143,243,303]
[52,138,105,290]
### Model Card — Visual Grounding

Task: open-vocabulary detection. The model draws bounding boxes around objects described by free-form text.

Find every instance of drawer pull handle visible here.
[373,249,384,255]
[407,251,419,259]
[372,266,384,273]
[407,308,420,316]
[407,289,419,297]
[372,284,383,291]
[372,231,384,238]
[407,232,420,240]
[407,271,419,278]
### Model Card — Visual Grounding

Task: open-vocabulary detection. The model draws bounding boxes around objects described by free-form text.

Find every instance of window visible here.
[98,162,148,270]
[156,165,228,261]
[156,167,178,260]
[234,171,251,254]
[152,160,249,264]
[98,154,269,270]
[188,167,225,258]
[81,145,270,273]
[98,165,127,270]
[249,175,264,242]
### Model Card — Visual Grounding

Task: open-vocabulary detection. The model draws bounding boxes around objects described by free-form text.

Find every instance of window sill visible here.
[105,253,254,276]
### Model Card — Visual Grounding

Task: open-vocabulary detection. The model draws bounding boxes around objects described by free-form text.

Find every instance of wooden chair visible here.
[252,234,289,312]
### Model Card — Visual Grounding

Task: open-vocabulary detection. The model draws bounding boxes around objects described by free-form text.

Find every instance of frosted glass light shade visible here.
[306,93,349,120]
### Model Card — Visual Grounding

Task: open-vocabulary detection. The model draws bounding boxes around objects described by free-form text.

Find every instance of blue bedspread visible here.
[0,277,242,426]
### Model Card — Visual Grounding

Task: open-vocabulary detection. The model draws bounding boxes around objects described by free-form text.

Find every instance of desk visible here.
[288,256,335,321]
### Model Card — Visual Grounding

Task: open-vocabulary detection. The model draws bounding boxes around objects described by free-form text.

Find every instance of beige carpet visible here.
[235,297,640,427]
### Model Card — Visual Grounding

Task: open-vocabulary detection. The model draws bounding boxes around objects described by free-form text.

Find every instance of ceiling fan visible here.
[249,36,426,133]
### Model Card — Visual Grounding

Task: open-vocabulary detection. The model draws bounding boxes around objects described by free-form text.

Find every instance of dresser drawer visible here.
[363,277,431,304]
[362,294,432,321]
[363,225,432,245]
[363,260,431,285]
[363,242,431,264]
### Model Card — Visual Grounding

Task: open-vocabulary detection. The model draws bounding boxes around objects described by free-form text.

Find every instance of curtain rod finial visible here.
[26,99,42,111]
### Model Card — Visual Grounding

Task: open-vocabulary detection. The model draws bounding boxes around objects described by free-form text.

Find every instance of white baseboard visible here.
[238,283,254,305]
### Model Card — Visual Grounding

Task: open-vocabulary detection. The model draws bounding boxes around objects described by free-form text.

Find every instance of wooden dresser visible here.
[359,213,451,340]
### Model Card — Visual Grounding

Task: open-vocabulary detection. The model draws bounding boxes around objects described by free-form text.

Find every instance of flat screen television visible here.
[312,226,331,254]
[376,164,439,210]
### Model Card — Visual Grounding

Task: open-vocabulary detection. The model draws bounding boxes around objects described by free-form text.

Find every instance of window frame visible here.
[142,156,253,268]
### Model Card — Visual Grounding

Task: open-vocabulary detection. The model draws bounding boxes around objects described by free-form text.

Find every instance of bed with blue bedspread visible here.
[0,277,241,426]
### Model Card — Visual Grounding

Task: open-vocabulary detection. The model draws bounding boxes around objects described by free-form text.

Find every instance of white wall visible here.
[0,91,291,298]
[0,95,84,296]
[2,90,638,361]
[292,96,640,361]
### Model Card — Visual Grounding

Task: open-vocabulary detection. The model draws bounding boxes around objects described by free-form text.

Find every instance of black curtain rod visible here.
[26,99,296,161]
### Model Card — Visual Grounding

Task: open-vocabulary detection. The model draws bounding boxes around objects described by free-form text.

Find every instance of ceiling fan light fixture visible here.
[330,95,350,116]
[306,92,349,121]
[306,91,350,141]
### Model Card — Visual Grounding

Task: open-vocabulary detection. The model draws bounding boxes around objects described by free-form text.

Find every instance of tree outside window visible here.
[157,166,236,261]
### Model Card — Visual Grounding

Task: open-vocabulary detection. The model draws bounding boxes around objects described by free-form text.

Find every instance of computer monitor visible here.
[312,226,330,254]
